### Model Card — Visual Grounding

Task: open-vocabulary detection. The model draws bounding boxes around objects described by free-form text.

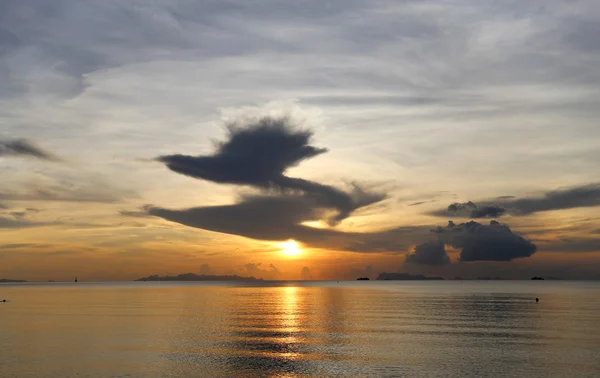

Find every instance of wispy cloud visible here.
[0,139,60,161]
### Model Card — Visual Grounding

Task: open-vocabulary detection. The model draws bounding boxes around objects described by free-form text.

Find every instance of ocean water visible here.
[1,281,599,377]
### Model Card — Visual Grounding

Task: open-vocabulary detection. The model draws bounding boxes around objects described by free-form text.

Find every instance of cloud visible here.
[146,198,430,253]
[147,115,408,252]
[300,266,312,280]
[0,243,52,249]
[199,263,215,275]
[469,205,506,218]
[119,210,153,218]
[242,262,280,280]
[156,116,385,225]
[498,183,600,215]
[405,241,450,265]
[0,216,50,229]
[434,201,506,219]
[432,183,600,218]
[0,139,60,161]
[432,220,536,262]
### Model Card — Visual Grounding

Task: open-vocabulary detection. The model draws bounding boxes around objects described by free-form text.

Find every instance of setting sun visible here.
[279,240,302,257]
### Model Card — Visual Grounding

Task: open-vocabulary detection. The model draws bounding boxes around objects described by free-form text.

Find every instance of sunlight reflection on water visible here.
[1,281,600,377]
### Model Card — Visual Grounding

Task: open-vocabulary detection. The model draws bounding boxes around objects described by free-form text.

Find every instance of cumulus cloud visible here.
[432,220,536,262]
[405,241,450,265]
[243,262,280,280]
[0,139,60,161]
[436,201,506,219]
[147,115,411,252]
[156,116,385,225]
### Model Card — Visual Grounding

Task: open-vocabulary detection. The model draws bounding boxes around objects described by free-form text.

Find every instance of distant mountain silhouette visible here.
[0,278,26,283]
[376,273,444,281]
[134,273,262,282]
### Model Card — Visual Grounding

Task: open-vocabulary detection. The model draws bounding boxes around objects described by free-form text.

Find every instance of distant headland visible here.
[376,273,444,281]
[134,273,262,282]
[0,278,27,283]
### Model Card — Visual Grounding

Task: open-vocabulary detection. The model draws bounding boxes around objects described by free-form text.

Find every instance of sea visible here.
[1,281,599,377]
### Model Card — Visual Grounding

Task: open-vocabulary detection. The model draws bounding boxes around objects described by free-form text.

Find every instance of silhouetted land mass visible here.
[477,276,505,280]
[0,278,26,283]
[531,276,545,280]
[356,277,370,280]
[135,273,262,282]
[376,273,444,280]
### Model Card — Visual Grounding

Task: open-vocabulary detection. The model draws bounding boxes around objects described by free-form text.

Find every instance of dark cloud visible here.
[146,199,430,253]
[469,205,506,219]
[0,139,60,161]
[405,241,450,265]
[447,201,476,212]
[148,116,405,251]
[434,201,506,219]
[432,183,600,219]
[156,117,385,226]
[498,183,600,215]
[158,117,327,187]
[433,220,536,262]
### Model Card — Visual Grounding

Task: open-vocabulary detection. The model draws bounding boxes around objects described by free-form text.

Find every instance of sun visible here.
[279,239,302,257]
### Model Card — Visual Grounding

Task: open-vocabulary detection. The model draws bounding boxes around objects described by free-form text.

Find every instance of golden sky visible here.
[1,1,600,281]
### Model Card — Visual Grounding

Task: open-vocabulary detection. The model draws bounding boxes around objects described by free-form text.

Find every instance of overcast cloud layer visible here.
[1,0,600,280]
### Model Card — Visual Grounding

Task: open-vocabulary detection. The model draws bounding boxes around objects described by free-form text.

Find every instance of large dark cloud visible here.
[404,241,450,265]
[433,220,536,262]
[431,183,600,219]
[145,198,430,253]
[0,139,60,161]
[152,116,387,234]
[499,183,600,215]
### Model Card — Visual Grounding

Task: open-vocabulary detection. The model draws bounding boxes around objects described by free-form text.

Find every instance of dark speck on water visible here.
[0,281,599,377]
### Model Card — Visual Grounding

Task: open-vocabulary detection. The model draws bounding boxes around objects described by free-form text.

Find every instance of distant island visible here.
[356,277,370,280]
[135,273,262,282]
[376,273,444,281]
[0,278,26,283]
[531,276,545,280]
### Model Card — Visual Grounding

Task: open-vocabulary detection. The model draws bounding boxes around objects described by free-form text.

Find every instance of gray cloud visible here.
[432,183,600,219]
[432,220,536,262]
[498,183,600,215]
[434,201,506,219]
[146,197,430,253]
[0,139,60,161]
[0,216,50,229]
[405,241,450,266]
[157,116,385,225]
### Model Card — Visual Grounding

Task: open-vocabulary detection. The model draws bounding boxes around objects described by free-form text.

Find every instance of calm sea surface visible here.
[1,281,599,377]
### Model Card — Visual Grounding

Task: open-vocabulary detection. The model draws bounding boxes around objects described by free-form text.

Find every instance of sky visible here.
[1,0,600,281]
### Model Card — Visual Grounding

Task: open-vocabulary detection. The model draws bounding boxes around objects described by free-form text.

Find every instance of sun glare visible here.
[279,239,302,257]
